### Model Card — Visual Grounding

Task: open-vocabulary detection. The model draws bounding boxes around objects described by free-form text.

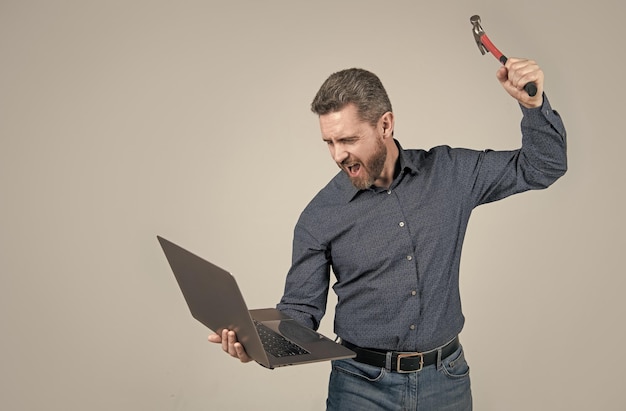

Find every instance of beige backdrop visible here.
[1,1,624,410]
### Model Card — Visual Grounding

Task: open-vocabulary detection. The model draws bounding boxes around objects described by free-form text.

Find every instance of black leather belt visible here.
[342,336,460,373]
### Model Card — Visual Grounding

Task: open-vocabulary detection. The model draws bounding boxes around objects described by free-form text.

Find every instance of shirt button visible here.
[411,290,417,296]
[387,190,392,194]
[406,255,413,261]
[410,325,416,330]
[399,221,405,227]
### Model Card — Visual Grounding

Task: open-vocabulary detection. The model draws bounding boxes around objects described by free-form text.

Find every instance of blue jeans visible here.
[326,344,472,410]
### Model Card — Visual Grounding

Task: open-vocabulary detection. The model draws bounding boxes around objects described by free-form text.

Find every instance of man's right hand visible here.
[208,329,253,363]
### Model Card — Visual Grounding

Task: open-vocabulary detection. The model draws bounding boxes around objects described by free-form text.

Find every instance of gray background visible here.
[1,1,624,410]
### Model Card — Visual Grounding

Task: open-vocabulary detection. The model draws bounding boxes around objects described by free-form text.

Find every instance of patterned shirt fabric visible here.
[277,95,567,352]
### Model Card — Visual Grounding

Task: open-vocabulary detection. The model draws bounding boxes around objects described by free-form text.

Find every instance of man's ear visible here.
[380,111,395,139]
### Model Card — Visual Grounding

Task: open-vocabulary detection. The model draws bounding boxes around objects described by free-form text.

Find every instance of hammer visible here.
[470,15,538,97]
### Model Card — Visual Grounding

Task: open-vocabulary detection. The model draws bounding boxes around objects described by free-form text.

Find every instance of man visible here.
[209,58,567,410]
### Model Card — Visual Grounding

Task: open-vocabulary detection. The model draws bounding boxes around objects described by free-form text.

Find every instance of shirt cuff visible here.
[520,93,567,138]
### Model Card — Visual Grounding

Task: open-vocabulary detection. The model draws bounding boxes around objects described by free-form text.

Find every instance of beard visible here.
[344,138,387,190]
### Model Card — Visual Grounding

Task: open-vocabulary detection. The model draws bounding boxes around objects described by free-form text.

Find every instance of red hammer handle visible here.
[480,33,538,97]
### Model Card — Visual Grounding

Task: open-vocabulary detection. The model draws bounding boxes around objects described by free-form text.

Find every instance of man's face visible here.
[319,104,387,190]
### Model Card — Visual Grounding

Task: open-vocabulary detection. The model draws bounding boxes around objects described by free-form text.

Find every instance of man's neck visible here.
[375,142,400,189]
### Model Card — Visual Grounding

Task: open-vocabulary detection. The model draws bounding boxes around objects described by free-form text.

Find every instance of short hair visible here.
[310,68,393,126]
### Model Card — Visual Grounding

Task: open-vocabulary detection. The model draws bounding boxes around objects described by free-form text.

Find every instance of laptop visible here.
[157,236,355,369]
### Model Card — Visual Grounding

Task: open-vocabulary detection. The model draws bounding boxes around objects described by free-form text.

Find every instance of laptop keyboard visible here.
[254,320,310,358]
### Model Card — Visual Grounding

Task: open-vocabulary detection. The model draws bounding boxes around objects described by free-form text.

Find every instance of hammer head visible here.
[470,15,487,55]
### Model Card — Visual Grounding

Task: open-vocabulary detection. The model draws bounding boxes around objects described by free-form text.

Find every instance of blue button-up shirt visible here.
[277,96,567,352]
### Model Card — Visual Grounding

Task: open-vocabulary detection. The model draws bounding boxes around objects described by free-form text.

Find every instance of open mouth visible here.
[346,163,361,177]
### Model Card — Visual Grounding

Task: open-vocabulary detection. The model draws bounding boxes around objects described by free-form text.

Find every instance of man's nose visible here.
[331,145,349,164]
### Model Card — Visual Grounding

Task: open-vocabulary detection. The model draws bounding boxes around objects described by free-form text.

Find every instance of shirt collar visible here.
[395,139,419,175]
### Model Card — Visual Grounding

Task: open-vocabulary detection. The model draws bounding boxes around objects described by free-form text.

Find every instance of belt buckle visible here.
[396,352,424,373]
